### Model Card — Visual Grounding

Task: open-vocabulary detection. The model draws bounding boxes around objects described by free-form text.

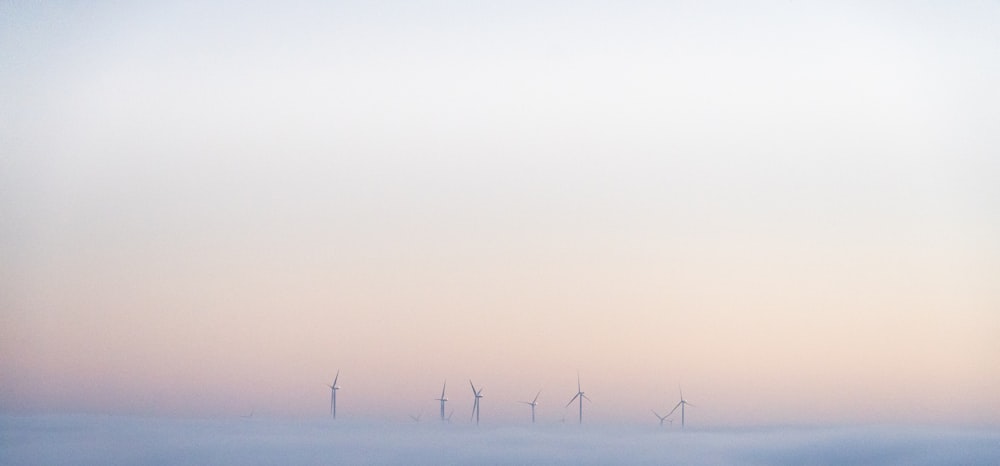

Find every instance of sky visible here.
[1,1,998,426]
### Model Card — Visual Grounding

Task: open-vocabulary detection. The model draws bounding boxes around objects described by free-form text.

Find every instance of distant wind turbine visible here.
[666,386,694,429]
[519,390,541,423]
[409,413,422,422]
[651,410,671,427]
[565,373,590,424]
[470,380,484,425]
[435,381,448,422]
[326,370,341,418]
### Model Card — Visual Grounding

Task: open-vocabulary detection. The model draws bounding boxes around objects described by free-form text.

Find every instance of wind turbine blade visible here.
[666,401,682,418]
[651,410,661,418]
[582,394,591,402]
[333,370,339,386]
[577,372,582,392]
[566,393,580,407]
[470,380,477,394]
[533,390,541,404]
[441,382,447,398]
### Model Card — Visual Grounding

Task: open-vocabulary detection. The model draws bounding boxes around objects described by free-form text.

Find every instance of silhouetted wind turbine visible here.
[520,390,541,423]
[666,386,694,429]
[409,412,422,422]
[435,381,448,421]
[470,380,484,425]
[326,370,341,418]
[565,373,590,424]
[651,410,671,427]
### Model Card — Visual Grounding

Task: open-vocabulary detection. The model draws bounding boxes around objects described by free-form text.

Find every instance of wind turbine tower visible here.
[470,380,484,425]
[327,370,341,419]
[565,373,590,424]
[666,386,694,429]
[520,390,541,423]
[436,381,448,421]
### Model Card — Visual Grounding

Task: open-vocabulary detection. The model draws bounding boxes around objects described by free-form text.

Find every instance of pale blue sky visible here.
[2,1,998,424]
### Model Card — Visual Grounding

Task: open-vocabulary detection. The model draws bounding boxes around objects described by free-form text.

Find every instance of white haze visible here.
[2,415,998,465]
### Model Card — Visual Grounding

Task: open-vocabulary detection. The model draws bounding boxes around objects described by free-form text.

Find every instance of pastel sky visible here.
[2,1,998,426]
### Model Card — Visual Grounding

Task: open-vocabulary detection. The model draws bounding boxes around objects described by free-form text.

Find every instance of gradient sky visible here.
[2,1,998,426]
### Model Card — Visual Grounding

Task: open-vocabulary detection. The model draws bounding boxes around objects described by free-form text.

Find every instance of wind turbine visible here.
[469,380,484,425]
[409,413,422,422]
[519,390,541,423]
[651,410,671,427]
[436,381,449,421]
[666,386,694,429]
[326,370,341,418]
[565,373,590,424]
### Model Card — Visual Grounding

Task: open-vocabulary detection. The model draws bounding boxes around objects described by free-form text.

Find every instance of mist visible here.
[3,415,998,465]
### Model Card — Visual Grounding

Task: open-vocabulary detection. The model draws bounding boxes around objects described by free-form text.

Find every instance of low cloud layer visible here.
[3,416,998,465]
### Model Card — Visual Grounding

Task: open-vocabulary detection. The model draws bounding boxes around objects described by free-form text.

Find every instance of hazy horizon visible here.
[3,415,999,465]
[2,0,998,431]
